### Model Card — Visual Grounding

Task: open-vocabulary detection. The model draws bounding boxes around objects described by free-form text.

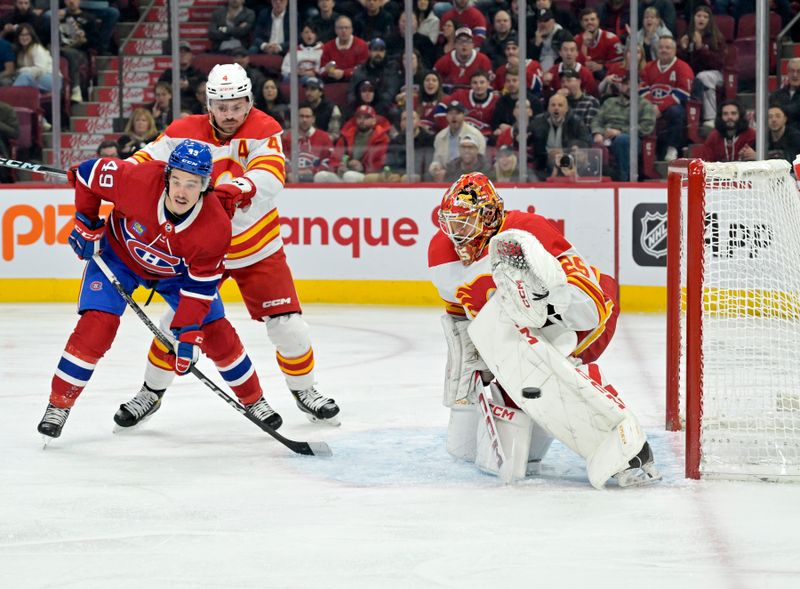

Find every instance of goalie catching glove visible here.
[171,325,203,375]
[68,212,105,260]
[210,177,256,218]
[489,229,571,329]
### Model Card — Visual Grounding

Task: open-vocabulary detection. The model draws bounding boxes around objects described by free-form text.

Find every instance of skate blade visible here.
[304,413,342,427]
[614,464,663,488]
[112,412,158,434]
[41,434,55,449]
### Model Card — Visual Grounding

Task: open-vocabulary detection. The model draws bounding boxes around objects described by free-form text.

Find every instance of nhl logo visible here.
[164,223,173,233]
[640,211,667,259]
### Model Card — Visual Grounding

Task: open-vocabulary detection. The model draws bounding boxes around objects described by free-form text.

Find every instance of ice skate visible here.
[613,441,662,487]
[38,403,71,446]
[291,386,341,426]
[245,397,283,430]
[113,384,165,431]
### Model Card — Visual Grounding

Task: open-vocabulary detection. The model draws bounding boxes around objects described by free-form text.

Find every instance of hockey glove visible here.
[68,212,105,260]
[171,325,203,375]
[210,177,257,218]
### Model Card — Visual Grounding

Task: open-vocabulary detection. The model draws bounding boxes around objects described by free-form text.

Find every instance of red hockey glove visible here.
[171,325,203,375]
[68,212,105,260]
[210,177,257,218]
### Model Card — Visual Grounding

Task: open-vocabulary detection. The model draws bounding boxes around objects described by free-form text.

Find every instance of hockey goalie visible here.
[428,172,661,489]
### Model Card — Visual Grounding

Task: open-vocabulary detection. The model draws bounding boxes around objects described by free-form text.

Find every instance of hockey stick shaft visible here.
[0,157,68,180]
[91,253,331,457]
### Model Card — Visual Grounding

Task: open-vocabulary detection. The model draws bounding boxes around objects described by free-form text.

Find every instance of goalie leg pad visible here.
[469,296,646,488]
[475,384,554,481]
[441,314,488,407]
[447,402,478,462]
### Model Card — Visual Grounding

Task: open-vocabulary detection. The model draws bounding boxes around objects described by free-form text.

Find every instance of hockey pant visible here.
[467,296,648,489]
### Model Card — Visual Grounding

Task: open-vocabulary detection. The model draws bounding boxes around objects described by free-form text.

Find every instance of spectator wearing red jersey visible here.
[440,0,488,47]
[697,100,756,163]
[285,104,334,183]
[433,70,499,138]
[315,104,391,182]
[575,7,624,81]
[545,39,598,98]
[419,70,444,133]
[678,4,726,128]
[319,15,369,82]
[640,35,694,162]
[494,36,544,99]
[434,27,493,91]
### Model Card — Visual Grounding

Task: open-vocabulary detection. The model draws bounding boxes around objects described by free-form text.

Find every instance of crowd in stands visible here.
[2,0,799,184]
[178,0,797,182]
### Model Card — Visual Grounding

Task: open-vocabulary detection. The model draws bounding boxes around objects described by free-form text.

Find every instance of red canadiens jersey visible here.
[575,29,624,66]
[434,50,493,89]
[319,36,369,79]
[640,58,694,111]
[433,90,500,134]
[129,110,285,269]
[428,210,617,360]
[283,128,334,176]
[74,158,231,328]
[493,59,544,94]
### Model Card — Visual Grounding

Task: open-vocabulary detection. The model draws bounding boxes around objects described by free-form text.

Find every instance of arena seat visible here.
[714,14,735,43]
[737,11,781,38]
[249,54,282,75]
[192,53,235,76]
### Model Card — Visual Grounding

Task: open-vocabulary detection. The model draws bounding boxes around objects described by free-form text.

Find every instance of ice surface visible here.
[1,304,798,588]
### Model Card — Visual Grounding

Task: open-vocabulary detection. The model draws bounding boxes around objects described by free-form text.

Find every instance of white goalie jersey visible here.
[129,111,286,269]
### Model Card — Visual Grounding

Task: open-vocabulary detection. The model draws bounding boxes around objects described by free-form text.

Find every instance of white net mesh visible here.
[678,160,800,480]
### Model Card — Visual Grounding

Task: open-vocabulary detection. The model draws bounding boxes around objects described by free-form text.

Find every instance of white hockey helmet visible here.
[206,63,253,102]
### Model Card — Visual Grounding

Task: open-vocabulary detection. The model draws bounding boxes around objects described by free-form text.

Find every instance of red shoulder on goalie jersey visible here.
[430,172,659,488]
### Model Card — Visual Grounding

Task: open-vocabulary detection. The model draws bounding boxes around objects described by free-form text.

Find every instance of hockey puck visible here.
[522,387,541,399]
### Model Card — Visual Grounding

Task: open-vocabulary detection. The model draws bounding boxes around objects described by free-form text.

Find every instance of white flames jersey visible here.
[130,110,286,269]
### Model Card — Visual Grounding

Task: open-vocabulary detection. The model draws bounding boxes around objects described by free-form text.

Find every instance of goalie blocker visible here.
[430,172,660,488]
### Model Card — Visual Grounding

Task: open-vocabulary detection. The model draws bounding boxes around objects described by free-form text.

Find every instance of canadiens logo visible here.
[648,83,675,101]
[456,274,496,317]
[90,281,103,291]
[120,221,182,276]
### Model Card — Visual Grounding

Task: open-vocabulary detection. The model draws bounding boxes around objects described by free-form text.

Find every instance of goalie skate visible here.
[113,384,164,431]
[291,386,341,426]
[38,403,71,446]
[612,442,662,487]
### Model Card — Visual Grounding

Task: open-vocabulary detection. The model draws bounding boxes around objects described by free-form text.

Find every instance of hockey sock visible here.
[51,311,119,408]
[202,319,262,405]
[144,337,178,391]
[266,314,315,390]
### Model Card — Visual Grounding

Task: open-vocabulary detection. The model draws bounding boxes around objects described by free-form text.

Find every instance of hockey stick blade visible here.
[0,157,68,180]
[91,254,332,457]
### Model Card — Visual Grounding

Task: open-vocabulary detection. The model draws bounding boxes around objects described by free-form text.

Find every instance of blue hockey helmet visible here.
[166,139,213,190]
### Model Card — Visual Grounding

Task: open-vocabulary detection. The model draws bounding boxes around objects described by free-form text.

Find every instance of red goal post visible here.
[666,159,800,481]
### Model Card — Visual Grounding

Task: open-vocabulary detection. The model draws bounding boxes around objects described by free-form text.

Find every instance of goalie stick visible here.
[91,253,333,457]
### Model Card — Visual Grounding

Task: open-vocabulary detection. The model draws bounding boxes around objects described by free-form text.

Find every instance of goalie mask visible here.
[438,172,505,264]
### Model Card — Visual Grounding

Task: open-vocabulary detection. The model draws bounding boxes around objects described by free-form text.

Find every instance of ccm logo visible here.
[491,404,518,420]
[262,297,292,308]
[516,280,530,308]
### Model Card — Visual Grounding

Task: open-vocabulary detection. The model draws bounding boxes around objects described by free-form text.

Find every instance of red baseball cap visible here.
[355,105,376,117]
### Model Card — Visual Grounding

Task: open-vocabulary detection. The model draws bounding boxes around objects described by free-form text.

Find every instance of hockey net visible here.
[666,159,800,481]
